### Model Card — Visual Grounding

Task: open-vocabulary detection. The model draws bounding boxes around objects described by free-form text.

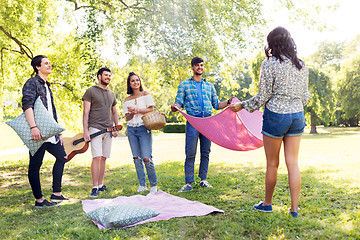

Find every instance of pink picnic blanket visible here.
[177,97,263,151]
[82,190,224,229]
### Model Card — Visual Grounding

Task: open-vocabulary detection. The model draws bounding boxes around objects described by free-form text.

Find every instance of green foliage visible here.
[305,68,334,129]
[249,51,265,96]
[214,60,253,102]
[337,53,360,126]
[275,0,339,31]
[0,0,58,120]
[163,123,186,133]
[1,0,350,131]
[305,35,360,128]
[309,41,344,71]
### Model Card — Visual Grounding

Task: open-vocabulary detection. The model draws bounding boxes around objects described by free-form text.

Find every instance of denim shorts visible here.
[262,107,306,139]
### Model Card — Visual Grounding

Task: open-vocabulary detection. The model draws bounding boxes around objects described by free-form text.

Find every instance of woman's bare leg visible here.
[263,135,283,206]
[283,136,302,212]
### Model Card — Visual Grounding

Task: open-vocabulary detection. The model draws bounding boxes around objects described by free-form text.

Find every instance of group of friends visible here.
[21,27,310,217]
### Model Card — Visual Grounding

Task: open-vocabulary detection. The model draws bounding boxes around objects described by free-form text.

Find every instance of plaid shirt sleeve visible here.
[210,83,220,110]
[174,81,186,108]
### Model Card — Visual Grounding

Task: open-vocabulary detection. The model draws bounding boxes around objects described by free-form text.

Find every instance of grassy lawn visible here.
[0,124,359,239]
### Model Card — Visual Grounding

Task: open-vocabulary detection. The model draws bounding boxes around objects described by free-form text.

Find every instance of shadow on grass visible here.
[0,158,359,239]
[302,126,360,139]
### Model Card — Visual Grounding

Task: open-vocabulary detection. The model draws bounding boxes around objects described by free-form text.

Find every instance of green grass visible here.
[0,125,359,239]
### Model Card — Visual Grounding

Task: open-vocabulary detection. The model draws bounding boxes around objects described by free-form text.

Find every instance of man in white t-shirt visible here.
[22,55,69,208]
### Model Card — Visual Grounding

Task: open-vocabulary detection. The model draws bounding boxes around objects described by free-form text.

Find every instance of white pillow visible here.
[6,97,65,155]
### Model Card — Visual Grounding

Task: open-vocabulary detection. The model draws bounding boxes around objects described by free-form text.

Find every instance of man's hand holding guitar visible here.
[63,125,122,162]
[83,129,91,143]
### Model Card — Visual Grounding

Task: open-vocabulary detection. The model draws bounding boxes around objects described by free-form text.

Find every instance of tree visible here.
[305,68,335,133]
[0,0,58,121]
[310,41,344,71]
[1,0,339,129]
[337,53,360,126]
[214,59,253,103]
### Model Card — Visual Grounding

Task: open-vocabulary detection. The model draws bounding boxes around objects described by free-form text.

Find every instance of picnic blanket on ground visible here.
[82,190,224,229]
[176,97,263,151]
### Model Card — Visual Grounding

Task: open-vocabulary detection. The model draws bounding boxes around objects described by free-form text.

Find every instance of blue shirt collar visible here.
[189,76,206,82]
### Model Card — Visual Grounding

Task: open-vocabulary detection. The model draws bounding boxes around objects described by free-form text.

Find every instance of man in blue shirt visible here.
[171,57,228,192]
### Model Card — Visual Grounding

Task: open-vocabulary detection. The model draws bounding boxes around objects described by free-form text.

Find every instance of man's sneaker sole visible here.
[35,200,58,208]
[50,194,69,203]
[35,205,58,209]
[199,181,213,188]
[99,185,110,192]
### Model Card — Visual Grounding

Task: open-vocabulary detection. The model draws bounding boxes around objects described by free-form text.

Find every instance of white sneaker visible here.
[149,186,157,194]
[137,186,148,192]
[199,180,213,188]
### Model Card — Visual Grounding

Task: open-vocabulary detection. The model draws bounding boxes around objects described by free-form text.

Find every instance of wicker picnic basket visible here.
[141,106,166,130]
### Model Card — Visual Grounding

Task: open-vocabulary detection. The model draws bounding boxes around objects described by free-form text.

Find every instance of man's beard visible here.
[194,71,202,76]
[101,78,109,86]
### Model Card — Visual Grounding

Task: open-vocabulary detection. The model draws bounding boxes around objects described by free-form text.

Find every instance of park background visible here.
[0,0,359,239]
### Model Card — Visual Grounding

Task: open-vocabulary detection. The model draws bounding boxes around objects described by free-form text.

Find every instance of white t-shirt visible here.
[44,83,57,144]
[123,94,155,127]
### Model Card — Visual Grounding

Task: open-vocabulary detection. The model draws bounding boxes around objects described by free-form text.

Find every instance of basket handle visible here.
[153,105,161,112]
[152,105,166,117]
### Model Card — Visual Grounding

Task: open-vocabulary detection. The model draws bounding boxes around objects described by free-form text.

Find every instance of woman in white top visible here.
[123,72,158,194]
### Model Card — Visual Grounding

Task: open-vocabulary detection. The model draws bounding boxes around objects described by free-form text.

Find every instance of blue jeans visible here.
[127,125,157,186]
[185,121,211,183]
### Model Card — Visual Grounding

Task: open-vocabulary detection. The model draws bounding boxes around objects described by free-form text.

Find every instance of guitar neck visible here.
[90,129,108,139]
[73,129,108,145]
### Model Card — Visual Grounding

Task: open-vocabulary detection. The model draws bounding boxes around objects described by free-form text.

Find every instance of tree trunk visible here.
[310,113,318,134]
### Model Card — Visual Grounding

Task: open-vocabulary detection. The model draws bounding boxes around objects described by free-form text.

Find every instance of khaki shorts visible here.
[89,127,112,158]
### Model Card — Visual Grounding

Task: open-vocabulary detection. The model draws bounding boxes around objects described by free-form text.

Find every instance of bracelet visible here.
[227,99,231,105]
[30,126,37,129]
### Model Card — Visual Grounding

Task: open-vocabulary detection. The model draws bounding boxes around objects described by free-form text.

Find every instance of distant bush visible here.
[163,123,186,133]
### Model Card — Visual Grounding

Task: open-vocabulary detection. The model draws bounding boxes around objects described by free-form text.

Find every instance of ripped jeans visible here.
[127,125,157,187]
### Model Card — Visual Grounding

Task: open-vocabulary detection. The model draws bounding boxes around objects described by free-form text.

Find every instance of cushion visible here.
[85,204,159,228]
[6,97,65,156]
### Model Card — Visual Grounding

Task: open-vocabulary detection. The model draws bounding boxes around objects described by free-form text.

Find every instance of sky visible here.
[262,0,360,57]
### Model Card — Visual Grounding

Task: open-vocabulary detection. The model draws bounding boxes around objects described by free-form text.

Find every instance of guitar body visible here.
[62,125,122,162]
[63,133,89,162]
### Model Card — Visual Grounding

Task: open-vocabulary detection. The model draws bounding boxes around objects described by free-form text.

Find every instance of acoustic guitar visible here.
[62,125,122,162]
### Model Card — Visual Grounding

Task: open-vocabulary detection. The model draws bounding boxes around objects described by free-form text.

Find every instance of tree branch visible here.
[0,26,33,60]
[68,0,154,14]
[50,81,78,93]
